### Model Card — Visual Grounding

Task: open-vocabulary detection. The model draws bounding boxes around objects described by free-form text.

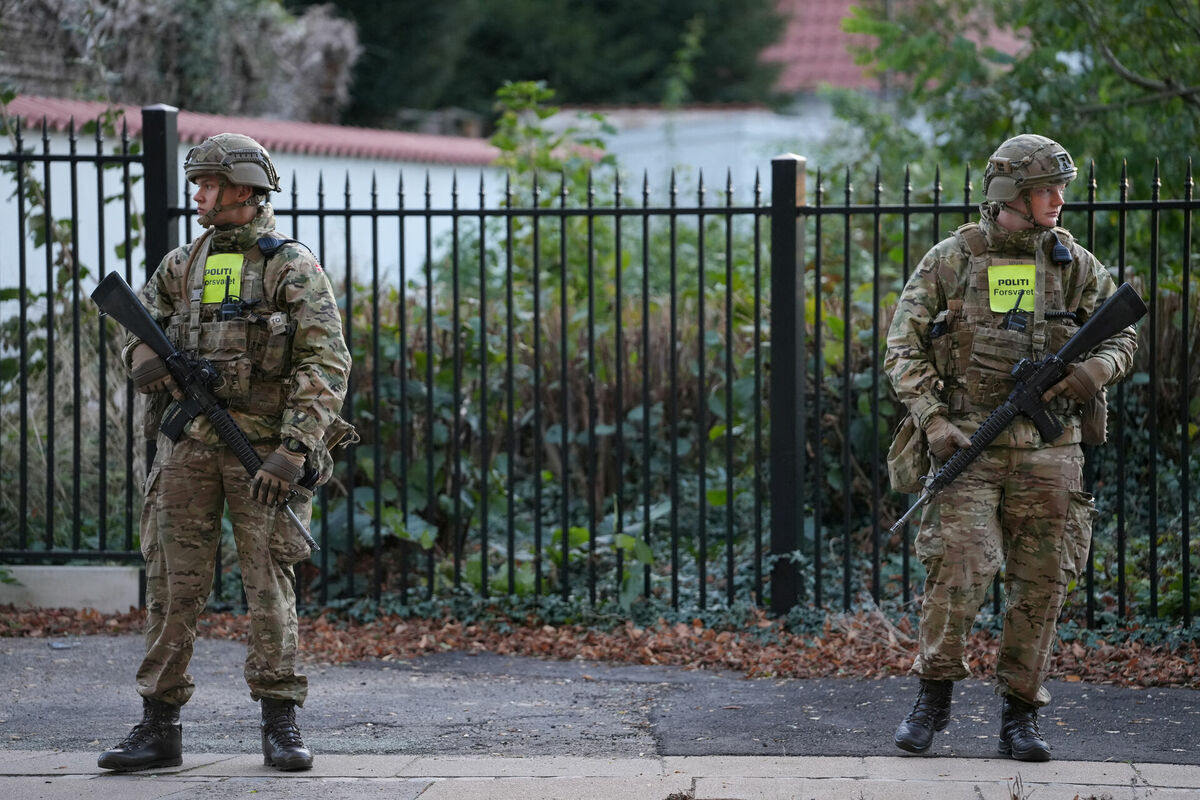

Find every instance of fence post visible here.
[769,154,807,615]
[141,104,179,282]
[139,104,178,472]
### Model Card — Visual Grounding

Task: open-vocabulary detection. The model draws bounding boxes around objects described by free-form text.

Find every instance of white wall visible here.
[0,131,502,302]
[0,130,146,299]
[176,152,504,293]
[2,103,837,307]
[548,101,836,203]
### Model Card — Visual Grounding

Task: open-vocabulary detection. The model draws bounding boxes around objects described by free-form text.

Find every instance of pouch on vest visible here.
[1080,386,1109,445]
[139,391,170,442]
[887,414,930,494]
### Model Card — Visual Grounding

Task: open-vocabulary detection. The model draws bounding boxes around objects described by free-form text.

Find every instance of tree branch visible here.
[1094,39,1170,93]
[1076,84,1200,116]
[1071,0,1200,110]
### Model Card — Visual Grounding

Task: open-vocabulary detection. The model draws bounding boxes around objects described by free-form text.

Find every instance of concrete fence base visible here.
[0,565,142,613]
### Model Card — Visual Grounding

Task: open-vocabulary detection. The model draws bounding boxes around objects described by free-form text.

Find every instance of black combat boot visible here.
[97,696,183,771]
[893,679,953,753]
[261,697,313,771]
[998,695,1052,762]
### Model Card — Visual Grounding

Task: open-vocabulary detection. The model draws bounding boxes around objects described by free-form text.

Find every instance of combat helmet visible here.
[184,133,281,193]
[983,134,1076,204]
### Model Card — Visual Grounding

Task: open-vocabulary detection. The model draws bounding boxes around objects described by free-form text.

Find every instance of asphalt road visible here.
[1,634,1196,764]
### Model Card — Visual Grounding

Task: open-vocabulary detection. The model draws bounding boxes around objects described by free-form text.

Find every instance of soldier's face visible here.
[192,174,254,226]
[1025,184,1066,227]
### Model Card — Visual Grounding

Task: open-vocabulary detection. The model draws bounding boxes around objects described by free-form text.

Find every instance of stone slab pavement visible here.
[1,634,1197,799]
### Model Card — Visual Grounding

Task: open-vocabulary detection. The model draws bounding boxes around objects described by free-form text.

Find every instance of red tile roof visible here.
[4,95,499,166]
[763,0,877,92]
[763,0,1026,94]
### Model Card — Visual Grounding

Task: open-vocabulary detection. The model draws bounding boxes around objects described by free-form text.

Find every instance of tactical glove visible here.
[251,446,306,506]
[1041,357,1113,404]
[924,414,971,462]
[130,342,177,395]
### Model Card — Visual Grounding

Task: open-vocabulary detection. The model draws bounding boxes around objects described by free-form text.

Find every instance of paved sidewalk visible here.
[2,634,1198,798]
[3,751,1199,799]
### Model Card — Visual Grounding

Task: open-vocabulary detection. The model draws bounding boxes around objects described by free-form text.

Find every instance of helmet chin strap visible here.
[197,176,229,228]
[1018,194,1040,227]
[1002,192,1045,229]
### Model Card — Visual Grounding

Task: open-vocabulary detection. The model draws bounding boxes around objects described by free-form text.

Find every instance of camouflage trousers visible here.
[912,443,1094,707]
[137,435,312,707]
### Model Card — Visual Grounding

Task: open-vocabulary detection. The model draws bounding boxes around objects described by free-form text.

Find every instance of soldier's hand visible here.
[1041,358,1113,404]
[251,446,306,506]
[924,415,971,461]
[130,342,180,396]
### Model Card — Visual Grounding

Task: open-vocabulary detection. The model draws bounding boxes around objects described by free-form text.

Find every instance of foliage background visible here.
[282,0,787,129]
[830,0,1199,185]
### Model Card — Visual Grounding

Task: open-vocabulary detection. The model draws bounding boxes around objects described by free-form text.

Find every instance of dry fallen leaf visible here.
[0,603,1194,688]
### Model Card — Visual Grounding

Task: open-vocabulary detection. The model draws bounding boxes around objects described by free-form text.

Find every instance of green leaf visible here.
[615,533,653,564]
[706,487,728,507]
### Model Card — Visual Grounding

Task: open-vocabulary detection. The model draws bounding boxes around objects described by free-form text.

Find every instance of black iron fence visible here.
[1,105,1196,628]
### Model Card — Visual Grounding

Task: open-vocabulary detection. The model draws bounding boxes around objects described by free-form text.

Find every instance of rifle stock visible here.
[91,271,319,552]
[889,282,1147,534]
[91,272,176,361]
[1057,283,1148,364]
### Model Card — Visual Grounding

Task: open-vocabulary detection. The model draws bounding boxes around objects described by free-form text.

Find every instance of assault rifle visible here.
[91,271,319,552]
[889,281,1147,535]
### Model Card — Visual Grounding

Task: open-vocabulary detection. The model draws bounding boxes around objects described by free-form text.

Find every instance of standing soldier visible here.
[98,133,353,772]
[885,134,1137,760]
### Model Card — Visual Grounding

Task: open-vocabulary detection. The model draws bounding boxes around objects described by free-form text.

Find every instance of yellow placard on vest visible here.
[987,264,1036,312]
[201,253,244,303]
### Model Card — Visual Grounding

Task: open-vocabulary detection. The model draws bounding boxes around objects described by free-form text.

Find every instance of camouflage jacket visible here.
[885,212,1137,449]
[122,204,351,451]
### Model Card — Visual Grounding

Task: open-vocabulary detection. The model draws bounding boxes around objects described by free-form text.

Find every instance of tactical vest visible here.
[161,230,298,417]
[931,223,1080,416]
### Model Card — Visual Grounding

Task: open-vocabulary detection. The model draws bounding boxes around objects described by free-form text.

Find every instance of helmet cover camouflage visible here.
[983,134,1076,203]
[184,133,281,193]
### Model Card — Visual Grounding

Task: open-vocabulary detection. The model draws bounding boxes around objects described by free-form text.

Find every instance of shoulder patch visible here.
[954,222,987,258]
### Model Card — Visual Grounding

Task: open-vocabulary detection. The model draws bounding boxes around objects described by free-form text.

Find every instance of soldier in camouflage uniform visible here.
[884,134,1137,761]
[98,133,352,772]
